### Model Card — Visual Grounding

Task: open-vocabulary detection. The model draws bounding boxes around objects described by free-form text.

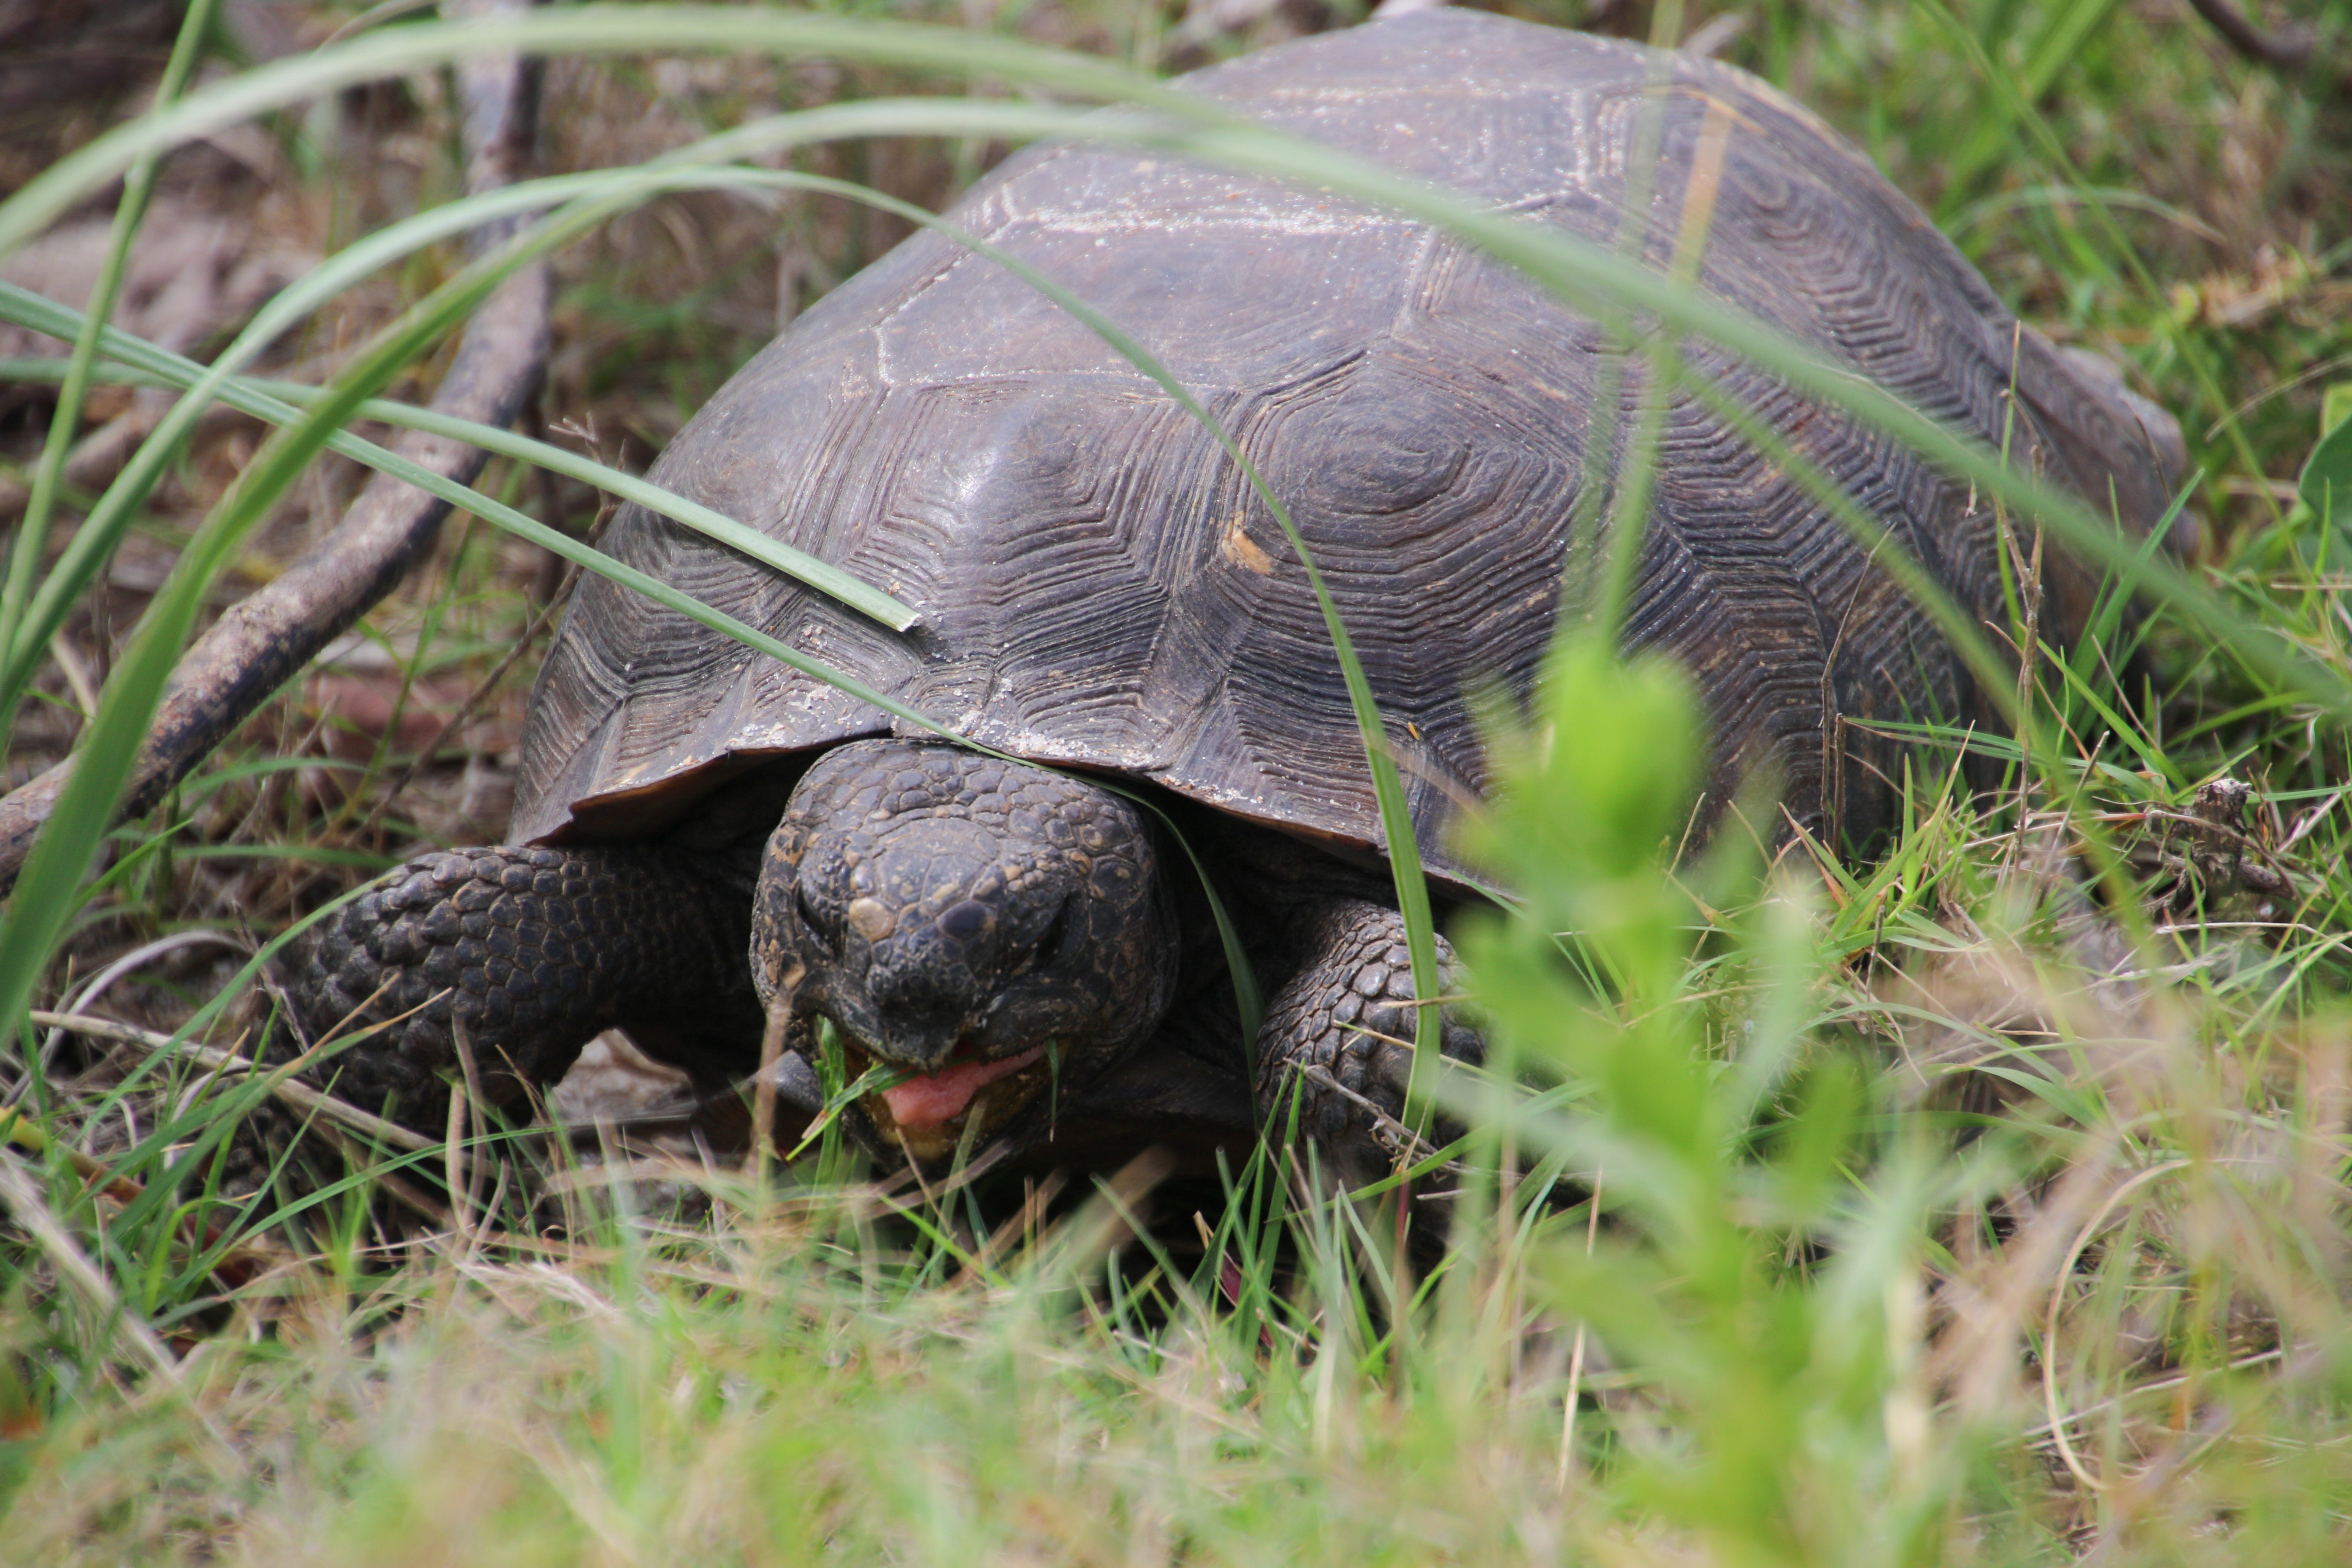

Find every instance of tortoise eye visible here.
[937,900,994,943]
[796,882,837,959]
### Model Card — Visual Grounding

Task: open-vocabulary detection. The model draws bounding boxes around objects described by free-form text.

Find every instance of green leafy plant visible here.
[2300,382,2352,520]
[1454,637,1957,1563]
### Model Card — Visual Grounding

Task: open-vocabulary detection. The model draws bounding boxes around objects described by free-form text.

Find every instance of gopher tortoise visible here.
[284,10,2184,1178]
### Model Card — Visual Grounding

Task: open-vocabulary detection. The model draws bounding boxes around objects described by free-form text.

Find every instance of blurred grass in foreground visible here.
[0,0,2350,1562]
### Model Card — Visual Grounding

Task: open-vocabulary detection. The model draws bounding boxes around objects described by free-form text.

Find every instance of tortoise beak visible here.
[838,1013,966,1075]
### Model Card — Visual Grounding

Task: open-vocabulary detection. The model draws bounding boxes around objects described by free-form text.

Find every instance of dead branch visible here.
[0,0,548,896]
[2183,0,2352,94]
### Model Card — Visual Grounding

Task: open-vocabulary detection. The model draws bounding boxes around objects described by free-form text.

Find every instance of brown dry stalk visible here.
[751,988,795,1185]
[27,1008,435,1154]
[0,1156,219,1446]
[1927,1133,2122,1420]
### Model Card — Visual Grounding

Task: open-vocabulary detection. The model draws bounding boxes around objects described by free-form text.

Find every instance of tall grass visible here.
[0,0,2348,1562]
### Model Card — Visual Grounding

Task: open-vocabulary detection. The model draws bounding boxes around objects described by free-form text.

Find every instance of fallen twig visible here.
[0,0,549,895]
[2183,0,2352,95]
[1297,1061,1467,1176]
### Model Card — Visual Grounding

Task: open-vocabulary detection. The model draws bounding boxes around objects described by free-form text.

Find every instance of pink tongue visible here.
[879,1046,1047,1131]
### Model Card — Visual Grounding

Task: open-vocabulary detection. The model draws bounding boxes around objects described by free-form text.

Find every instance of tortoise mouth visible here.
[847,1038,1055,1163]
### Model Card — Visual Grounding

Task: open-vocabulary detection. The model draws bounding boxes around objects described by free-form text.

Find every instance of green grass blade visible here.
[0,9,2309,729]
[0,514,255,1055]
[0,155,1291,1032]
[0,8,1213,259]
[1930,0,2127,216]
[1909,0,2271,504]
[0,0,219,732]
[0,168,603,705]
[0,179,637,1044]
[0,147,970,706]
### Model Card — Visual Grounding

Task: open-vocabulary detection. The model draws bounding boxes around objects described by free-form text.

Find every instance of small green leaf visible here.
[2322,381,2352,438]
[787,1057,915,1161]
[2301,389,2352,520]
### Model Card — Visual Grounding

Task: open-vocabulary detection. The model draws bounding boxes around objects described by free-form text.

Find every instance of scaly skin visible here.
[754,739,1181,1160]
[287,741,1486,1184]
[1251,900,1483,1185]
[287,844,759,1124]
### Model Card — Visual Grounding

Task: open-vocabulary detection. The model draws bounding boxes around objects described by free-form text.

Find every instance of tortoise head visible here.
[752,738,1179,1164]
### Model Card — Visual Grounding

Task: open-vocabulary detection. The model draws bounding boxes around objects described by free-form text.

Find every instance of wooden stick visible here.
[2183,0,2352,95]
[0,0,550,895]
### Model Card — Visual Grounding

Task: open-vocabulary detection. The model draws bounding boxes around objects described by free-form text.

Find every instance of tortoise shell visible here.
[512,9,2178,892]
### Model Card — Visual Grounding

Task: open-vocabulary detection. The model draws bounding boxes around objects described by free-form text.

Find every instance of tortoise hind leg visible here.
[285,845,762,1129]
[1250,900,1484,1189]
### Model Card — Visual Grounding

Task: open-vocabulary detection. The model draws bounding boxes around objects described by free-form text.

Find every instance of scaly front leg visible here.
[285,844,762,1128]
[1250,900,1483,1188]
